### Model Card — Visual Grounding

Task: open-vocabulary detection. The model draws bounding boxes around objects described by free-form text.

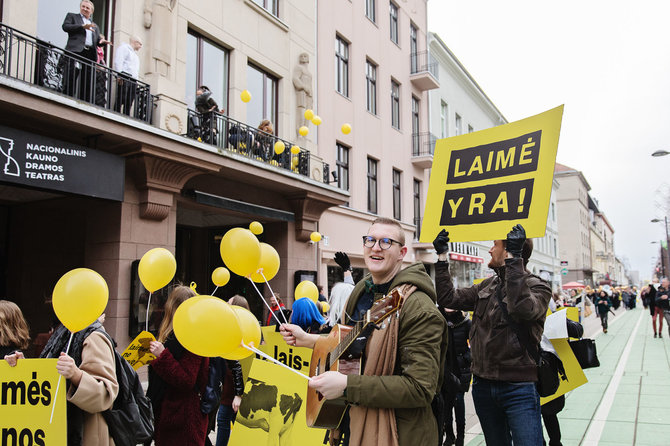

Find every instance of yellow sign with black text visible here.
[420,106,563,243]
[121,330,156,370]
[0,359,66,445]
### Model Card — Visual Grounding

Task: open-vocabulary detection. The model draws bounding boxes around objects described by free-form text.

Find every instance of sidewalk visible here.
[463,307,670,445]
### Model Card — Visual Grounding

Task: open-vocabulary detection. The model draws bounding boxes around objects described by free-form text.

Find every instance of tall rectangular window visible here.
[468,124,474,133]
[365,0,376,22]
[366,60,377,114]
[389,2,398,44]
[186,31,229,112]
[367,158,378,214]
[247,64,278,128]
[412,96,420,153]
[413,179,422,240]
[252,0,279,17]
[336,143,350,191]
[440,101,448,138]
[391,80,400,129]
[335,36,349,96]
[393,169,402,220]
[455,113,462,136]
[410,24,418,72]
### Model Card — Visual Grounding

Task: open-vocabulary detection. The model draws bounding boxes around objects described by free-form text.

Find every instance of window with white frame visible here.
[389,2,399,44]
[335,36,349,96]
[366,60,377,114]
[391,80,400,129]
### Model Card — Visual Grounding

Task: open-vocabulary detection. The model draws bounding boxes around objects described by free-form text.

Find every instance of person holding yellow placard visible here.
[434,225,551,446]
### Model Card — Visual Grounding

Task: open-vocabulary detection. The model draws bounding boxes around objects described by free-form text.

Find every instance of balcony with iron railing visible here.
[410,50,439,91]
[411,132,437,169]
[185,109,331,183]
[0,22,155,123]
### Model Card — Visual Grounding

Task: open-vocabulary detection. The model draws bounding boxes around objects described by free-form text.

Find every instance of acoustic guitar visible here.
[306,288,404,428]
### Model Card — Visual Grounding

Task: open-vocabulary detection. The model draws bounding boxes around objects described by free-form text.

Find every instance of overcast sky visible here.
[427,0,670,282]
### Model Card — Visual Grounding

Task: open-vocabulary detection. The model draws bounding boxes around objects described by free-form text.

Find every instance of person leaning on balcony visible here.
[113,35,142,116]
[254,120,274,160]
[62,0,108,101]
[195,86,223,144]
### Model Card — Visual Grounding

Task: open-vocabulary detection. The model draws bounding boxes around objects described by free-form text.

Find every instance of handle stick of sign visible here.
[259,271,289,324]
[241,343,311,381]
[247,278,284,326]
[145,291,153,333]
[50,331,74,423]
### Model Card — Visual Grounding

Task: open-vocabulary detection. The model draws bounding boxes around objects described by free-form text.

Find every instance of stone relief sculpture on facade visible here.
[293,52,313,142]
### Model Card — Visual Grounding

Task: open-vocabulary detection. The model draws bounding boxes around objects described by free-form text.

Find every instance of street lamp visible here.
[651,217,670,278]
[652,150,670,157]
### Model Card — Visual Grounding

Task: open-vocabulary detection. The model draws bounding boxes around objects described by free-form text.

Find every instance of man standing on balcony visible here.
[113,36,143,116]
[62,0,104,102]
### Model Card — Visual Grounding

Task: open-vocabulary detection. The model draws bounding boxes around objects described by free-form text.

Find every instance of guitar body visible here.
[306,324,361,428]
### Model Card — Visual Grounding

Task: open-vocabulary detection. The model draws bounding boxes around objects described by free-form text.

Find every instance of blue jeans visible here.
[216,404,237,446]
[472,376,542,446]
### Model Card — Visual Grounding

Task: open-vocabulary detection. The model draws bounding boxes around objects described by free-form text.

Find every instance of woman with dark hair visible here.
[290,297,325,333]
[0,300,30,358]
[147,285,209,446]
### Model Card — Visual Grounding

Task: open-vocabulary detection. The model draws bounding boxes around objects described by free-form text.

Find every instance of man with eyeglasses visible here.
[281,217,447,446]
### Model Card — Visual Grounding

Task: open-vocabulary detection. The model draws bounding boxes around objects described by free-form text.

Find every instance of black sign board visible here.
[0,125,124,201]
[560,260,568,266]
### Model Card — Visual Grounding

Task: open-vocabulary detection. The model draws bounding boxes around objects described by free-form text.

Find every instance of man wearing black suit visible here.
[62,0,102,102]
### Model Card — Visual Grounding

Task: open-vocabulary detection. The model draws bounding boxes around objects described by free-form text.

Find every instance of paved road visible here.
[462,306,670,445]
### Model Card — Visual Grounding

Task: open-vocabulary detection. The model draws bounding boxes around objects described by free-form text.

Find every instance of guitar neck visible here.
[329,317,369,366]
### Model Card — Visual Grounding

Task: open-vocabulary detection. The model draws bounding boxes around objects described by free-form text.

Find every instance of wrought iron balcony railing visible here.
[185,109,331,183]
[0,22,155,123]
[410,50,439,80]
[411,132,437,157]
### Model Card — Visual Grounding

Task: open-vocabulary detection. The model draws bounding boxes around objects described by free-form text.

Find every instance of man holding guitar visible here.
[280,217,447,446]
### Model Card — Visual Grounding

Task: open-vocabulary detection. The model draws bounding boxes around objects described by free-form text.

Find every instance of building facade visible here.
[0,0,348,348]
[527,180,562,291]
[555,163,594,286]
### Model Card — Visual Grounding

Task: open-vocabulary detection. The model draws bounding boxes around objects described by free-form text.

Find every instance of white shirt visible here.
[113,43,140,79]
[81,14,93,46]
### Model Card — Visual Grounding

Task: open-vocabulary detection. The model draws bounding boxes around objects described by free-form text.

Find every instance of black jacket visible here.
[62,12,101,53]
[655,287,670,310]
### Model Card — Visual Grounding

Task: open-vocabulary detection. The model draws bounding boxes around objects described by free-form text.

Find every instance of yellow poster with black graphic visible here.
[420,106,563,243]
[121,330,156,370]
[229,352,327,445]
[0,359,66,445]
[541,338,588,405]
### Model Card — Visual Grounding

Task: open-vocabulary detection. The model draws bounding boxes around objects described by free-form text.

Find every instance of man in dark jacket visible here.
[281,217,448,446]
[433,224,551,446]
[62,0,104,101]
[655,278,670,338]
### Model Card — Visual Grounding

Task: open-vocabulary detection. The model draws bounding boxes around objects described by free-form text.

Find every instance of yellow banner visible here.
[229,357,327,445]
[420,106,563,243]
[257,326,313,377]
[541,338,588,405]
[121,330,156,370]
[0,359,66,445]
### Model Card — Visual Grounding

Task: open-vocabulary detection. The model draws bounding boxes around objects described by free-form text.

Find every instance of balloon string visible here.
[145,291,153,333]
[248,278,285,326]
[50,331,74,424]
[212,286,219,296]
[242,343,311,381]
[260,271,289,324]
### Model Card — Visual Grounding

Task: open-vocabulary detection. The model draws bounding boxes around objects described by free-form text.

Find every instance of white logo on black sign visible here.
[0,136,20,177]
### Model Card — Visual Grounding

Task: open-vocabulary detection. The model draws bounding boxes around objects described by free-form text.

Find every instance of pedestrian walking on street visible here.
[654,278,670,338]
[596,290,612,333]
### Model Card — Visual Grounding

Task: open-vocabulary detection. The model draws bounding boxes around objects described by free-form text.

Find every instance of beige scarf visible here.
[347,284,416,446]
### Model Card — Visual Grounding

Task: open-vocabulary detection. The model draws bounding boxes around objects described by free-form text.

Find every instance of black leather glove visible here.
[432,229,450,255]
[505,224,526,258]
[334,251,351,271]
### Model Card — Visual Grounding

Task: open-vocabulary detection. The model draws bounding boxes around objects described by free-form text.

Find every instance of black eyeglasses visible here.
[362,236,402,250]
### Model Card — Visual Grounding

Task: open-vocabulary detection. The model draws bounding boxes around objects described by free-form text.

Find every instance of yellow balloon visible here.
[138,248,176,292]
[311,115,322,126]
[221,306,262,360]
[295,280,319,303]
[250,243,281,283]
[173,296,243,357]
[249,221,264,235]
[52,268,109,332]
[321,302,330,314]
[341,123,352,134]
[273,141,285,154]
[240,89,251,103]
[298,126,309,137]
[291,157,299,168]
[304,109,314,121]
[310,232,322,243]
[290,145,301,155]
[220,228,261,277]
[211,267,230,287]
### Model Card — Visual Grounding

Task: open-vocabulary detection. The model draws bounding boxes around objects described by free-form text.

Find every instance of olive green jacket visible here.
[344,263,448,446]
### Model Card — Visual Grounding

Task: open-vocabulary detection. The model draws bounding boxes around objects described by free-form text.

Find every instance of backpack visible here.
[100,332,154,446]
[199,357,227,414]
